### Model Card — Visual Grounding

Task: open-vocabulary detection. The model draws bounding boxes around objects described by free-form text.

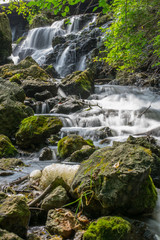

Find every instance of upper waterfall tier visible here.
[12,14,102,77]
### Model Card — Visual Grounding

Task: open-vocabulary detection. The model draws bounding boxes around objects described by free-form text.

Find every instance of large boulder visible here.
[15,115,63,149]
[0,13,12,65]
[57,135,94,159]
[60,69,95,99]
[0,158,24,171]
[71,142,157,217]
[0,135,17,158]
[0,79,33,137]
[0,195,30,238]
[0,57,58,99]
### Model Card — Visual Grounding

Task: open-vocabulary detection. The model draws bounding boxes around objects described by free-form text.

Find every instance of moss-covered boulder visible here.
[0,78,33,137]
[71,141,157,216]
[0,13,12,65]
[0,158,24,171]
[57,135,94,159]
[0,135,17,158]
[16,115,63,149]
[0,195,30,238]
[60,69,95,99]
[0,57,57,98]
[83,216,131,240]
[0,228,23,240]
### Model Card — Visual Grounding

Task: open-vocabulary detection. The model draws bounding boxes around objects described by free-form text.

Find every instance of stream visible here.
[1,10,160,239]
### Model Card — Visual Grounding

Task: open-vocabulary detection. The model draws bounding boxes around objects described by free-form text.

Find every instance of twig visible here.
[10,175,29,186]
[137,104,151,118]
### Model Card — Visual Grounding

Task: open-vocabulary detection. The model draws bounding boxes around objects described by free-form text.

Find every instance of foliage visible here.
[101,0,160,71]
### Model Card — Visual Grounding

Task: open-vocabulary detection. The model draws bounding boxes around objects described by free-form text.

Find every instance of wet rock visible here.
[0,228,23,240]
[60,69,95,99]
[0,135,18,158]
[0,13,12,65]
[46,208,81,239]
[83,216,131,240]
[51,97,84,114]
[57,135,94,159]
[0,195,30,238]
[71,142,157,217]
[16,115,63,149]
[0,158,24,170]
[41,185,69,210]
[34,90,53,101]
[52,35,66,47]
[39,147,53,160]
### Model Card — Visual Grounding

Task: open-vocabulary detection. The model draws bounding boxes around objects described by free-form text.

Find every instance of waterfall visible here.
[12,14,100,77]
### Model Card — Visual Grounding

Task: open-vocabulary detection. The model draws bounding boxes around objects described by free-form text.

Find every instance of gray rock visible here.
[39,147,53,161]
[41,185,69,210]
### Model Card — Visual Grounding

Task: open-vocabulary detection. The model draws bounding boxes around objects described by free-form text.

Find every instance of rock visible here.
[0,13,12,65]
[41,185,69,211]
[116,135,160,188]
[0,158,24,170]
[96,12,112,27]
[39,147,53,160]
[0,78,33,137]
[83,216,131,240]
[46,208,81,239]
[29,13,53,29]
[52,36,66,47]
[0,195,30,238]
[34,90,53,101]
[42,64,60,78]
[57,135,94,159]
[0,228,23,240]
[60,69,95,99]
[71,142,157,217]
[0,57,58,99]
[51,97,84,114]
[0,135,18,158]
[16,115,63,149]
[69,145,96,163]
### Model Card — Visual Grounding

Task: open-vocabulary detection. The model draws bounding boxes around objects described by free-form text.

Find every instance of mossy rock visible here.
[0,135,18,158]
[0,195,30,238]
[57,135,94,159]
[16,115,63,149]
[61,69,95,99]
[96,12,112,27]
[0,13,12,65]
[71,141,157,216]
[69,145,96,162]
[0,228,23,240]
[29,13,53,29]
[83,216,131,240]
[0,158,25,171]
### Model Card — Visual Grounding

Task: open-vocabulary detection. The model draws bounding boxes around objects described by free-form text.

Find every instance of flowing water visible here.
[2,12,160,238]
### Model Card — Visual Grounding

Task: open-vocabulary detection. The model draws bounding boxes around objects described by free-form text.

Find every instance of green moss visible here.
[0,158,25,170]
[16,115,63,149]
[9,73,23,84]
[0,134,17,158]
[15,36,25,45]
[83,216,131,240]
[57,135,95,159]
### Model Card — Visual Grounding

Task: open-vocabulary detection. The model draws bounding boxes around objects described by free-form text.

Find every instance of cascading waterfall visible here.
[12,14,101,77]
